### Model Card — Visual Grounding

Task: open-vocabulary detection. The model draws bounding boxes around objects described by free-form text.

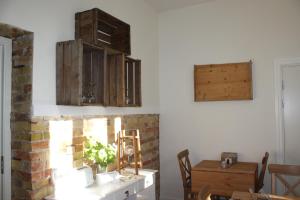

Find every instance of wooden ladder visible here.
[117,129,142,175]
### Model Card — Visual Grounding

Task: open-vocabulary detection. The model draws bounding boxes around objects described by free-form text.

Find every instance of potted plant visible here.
[84,137,116,173]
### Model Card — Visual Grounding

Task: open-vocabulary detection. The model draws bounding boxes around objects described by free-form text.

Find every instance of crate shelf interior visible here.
[82,43,106,105]
[107,53,141,107]
[125,57,141,106]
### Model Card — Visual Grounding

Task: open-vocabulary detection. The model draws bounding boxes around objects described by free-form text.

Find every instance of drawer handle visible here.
[124,190,129,198]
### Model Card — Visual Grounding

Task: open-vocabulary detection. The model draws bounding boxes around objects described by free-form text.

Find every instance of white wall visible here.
[2,0,300,199]
[158,0,300,199]
[0,0,159,116]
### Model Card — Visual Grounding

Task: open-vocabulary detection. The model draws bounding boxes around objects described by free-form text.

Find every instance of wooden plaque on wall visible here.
[194,61,253,101]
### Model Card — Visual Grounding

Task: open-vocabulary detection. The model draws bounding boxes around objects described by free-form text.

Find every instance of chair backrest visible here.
[256,152,269,192]
[177,149,192,188]
[269,164,300,196]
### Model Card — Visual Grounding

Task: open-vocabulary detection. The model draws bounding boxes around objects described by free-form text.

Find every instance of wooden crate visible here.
[107,55,141,107]
[194,61,253,101]
[75,8,131,55]
[56,40,107,106]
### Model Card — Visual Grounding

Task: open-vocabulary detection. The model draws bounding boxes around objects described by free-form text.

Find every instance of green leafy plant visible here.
[84,137,116,170]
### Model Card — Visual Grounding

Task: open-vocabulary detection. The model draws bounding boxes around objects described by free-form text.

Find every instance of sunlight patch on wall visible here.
[114,117,122,141]
[83,118,108,144]
[49,120,73,171]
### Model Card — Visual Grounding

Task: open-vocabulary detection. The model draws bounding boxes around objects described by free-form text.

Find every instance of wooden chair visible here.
[268,164,300,196]
[177,149,211,200]
[255,152,269,192]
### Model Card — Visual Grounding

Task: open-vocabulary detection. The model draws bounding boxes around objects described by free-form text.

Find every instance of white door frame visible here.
[0,36,12,200]
[274,58,300,164]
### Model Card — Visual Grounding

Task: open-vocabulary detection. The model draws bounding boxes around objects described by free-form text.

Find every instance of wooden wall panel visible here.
[116,54,125,106]
[75,10,95,44]
[134,60,141,106]
[56,40,82,105]
[194,61,253,101]
[56,42,64,104]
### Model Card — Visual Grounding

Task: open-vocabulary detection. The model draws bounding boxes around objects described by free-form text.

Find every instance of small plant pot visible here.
[97,165,107,174]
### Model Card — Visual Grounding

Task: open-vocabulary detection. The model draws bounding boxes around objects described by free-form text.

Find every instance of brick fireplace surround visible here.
[0,23,160,200]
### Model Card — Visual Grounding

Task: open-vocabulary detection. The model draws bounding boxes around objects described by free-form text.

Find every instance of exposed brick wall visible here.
[29,114,160,200]
[0,23,35,200]
[13,114,160,200]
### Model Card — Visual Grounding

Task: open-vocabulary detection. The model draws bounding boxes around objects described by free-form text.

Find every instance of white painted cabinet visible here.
[45,168,157,200]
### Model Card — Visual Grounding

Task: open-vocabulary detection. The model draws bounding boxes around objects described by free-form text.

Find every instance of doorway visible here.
[0,36,12,200]
[282,65,300,165]
[275,58,300,165]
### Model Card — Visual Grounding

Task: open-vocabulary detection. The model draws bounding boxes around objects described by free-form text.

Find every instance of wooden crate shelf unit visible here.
[57,8,141,107]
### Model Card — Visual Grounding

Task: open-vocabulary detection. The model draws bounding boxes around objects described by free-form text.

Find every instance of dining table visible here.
[191,160,258,197]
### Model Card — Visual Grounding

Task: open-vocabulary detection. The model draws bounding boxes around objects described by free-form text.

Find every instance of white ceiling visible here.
[144,0,214,12]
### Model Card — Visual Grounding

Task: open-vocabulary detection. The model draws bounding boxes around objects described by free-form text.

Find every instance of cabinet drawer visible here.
[114,184,136,199]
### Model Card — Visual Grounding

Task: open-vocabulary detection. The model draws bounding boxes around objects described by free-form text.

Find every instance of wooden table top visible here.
[232,191,300,200]
[192,160,258,174]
